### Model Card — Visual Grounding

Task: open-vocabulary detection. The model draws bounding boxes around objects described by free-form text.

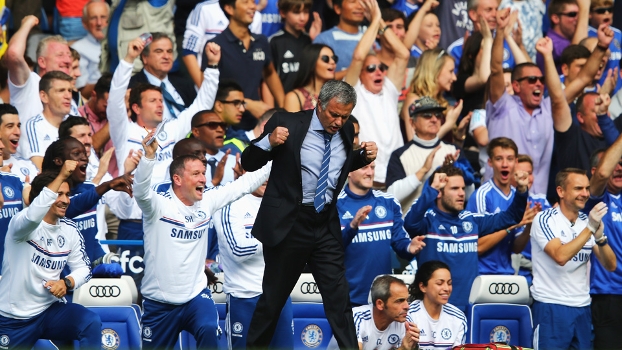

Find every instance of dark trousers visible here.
[246,206,358,349]
[592,294,622,350]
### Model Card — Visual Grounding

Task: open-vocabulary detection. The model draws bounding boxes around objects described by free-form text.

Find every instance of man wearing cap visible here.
[386,97,459,212]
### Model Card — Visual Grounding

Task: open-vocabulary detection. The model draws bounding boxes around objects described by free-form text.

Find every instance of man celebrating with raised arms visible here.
[133,132,271,348]
[0,161,101,348]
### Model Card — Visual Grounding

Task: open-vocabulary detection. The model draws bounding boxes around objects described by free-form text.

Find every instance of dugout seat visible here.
[89,306,142,350]
[467,275,533,348]
[291,273,333,349]
[73,278,133,306]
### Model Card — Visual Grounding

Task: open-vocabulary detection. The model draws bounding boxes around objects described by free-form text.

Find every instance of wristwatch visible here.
[596,235,609,247]
[378,25,390,36]
[63,277,73,290]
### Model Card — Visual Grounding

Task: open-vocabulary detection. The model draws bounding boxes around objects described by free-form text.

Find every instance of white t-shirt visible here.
[406,300,467,350]
[5,155,38,183]
[328,304,406,349]
[530,207,595,307]
[22,114,58,159]
[352,79,403,183]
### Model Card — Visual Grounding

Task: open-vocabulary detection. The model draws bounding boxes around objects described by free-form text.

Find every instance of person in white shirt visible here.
[134,130,270,348]
[214,180,294,348]
[530,168,616,350]
[406,260,467,350]
[328,275,420,350]
[23,72,74,171]
[71,0,109,93]
[4,16,78,145]
[0,104,37,183]
[0,161,101,348]
[344,0,409,187]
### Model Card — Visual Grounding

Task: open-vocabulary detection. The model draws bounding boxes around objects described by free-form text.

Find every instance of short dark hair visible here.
[93,72,113,98]
[349,115,359,125]
[0,104,19,125]
[590,148,606,168]
[517,154,533,167]
[191,110,218,128]
[39,71,72,94]
[548,0,578,22]
[169,155,203,182]
[129,83,162,122]
[409,260,451,302]
[428,165,464,186]
[219,0,236,19]
[59,116,91,140]
[487,137,518,159]
[42,138,81,172]
[381,8,406,24]
[370,275,407,305]
[560,44,591,67]
[576,92,599,115]
[511,62,540,82]
[215,80,244,102]
[70,47,80,61]
[555,168,587,188]
[172,138,206,159]
[30,171,71,204]
[141,33,173,58]
[277,0,312,13]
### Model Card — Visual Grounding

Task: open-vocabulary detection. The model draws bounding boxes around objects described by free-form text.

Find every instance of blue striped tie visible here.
[314,132,333,213]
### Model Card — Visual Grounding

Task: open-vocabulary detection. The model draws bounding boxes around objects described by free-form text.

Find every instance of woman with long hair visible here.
[283,44,337,112]
[407,261,467,349]
[401,48,463,142]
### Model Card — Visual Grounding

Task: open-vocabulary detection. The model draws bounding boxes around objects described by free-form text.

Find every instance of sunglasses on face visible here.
[365,63,389,73]
[592,6,613,14]
[320,55,339,64]
[195,121,228,130]
[516,76,545,84]
[557,11,578,17]
[418,112,444,119]
[218,99,246,108]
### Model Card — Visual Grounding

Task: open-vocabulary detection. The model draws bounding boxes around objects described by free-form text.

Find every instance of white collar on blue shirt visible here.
[143,68,170,87]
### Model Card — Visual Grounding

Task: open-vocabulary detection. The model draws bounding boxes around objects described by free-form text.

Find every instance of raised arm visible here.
[403,173,445,236]
[344,0,382,87]
[572,0,590,44]
[503,12,530,64]
[384,22,411,90]
[489,8,511,104]
[402,0,439,52]
[464,19,493,93]
[591,124,622,197]
[182,7,209,88]
[133,132,162,220]
[107,37,146,174]
[5,16,38,87]
[536,37,572,132]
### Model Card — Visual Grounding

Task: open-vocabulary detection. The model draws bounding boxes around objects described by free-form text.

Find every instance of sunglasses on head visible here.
[365,63,389,73]
[218,99,246,108]
[516,76,545,84]
[195,121,228,130]
[557,11,578,17]
[320,55,339,64]
[592,6,613,14]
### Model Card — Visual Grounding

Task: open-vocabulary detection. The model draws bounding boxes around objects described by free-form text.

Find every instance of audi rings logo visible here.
[488,283,519,295]
[89,285,121,297]
[300,282,320,294]
[210,281,224,294]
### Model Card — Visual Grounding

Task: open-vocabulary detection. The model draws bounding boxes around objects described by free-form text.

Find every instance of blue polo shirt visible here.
[204,28,273,130]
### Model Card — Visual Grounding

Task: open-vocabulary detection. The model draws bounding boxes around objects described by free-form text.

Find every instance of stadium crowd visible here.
[0,0,621,348]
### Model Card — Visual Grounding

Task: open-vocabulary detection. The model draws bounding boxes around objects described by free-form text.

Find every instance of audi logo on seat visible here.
[488,283,520,295]
[89,285,121,297]
[300,282,320,294]
[210,282,224,294]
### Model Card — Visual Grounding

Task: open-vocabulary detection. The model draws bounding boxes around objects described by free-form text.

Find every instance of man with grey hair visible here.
[71,0,109,94]
[327,275,420,349]
[242,80,378,349]
[5,15,77,153]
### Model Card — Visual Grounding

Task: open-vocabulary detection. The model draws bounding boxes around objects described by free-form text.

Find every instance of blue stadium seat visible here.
[291,274,333,349]
[88,306,141,350]
[466,275,533,348]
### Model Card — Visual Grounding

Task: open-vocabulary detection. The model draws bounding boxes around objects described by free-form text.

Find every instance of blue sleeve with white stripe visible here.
[389,198,415,260]
[472,190,527,235]
[66,187,101,219]
[404,184,437,236]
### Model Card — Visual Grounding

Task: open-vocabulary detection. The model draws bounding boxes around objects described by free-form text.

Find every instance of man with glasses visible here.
[587,0,622,94]
[486,10,568,196]
[386,97,459,213]
[212,80,256,157]
[344,0,409,189]
[536,0,587,74]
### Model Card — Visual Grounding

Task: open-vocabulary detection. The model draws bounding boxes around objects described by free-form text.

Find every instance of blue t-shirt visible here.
[404,184,527,311]
[392,0,420,18]
[67,182,106,263]
[313,26,364,72]
[466,180,516,275]
[260,0,282,38]
[338,186,415,306]
[588,26,622,95]
[583,191,622,295]
[449,35,516,72]
[0,173,24,263]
